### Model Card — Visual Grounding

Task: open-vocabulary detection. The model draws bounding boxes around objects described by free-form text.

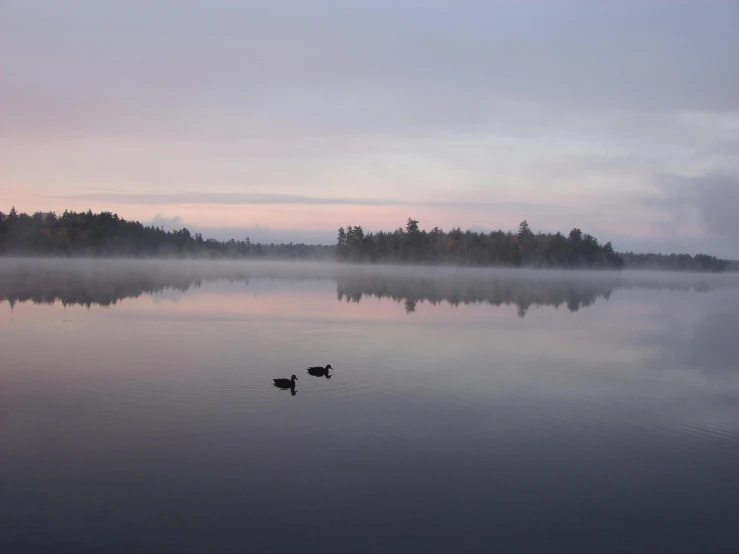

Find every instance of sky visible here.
[1,0,738,255]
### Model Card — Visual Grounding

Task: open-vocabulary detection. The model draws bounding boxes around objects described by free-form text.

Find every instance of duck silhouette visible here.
[306,364,333,379]
[273,375,298,390]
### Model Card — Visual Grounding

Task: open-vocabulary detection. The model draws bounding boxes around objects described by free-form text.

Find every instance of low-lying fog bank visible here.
[2,258,738,312]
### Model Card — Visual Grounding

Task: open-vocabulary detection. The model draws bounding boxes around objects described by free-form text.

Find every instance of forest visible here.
[0,208,333,260]
[620,252,732,272]
[0,208,732,272]
[337,218,626,269]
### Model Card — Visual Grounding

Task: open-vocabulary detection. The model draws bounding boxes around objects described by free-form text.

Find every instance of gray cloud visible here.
[688,175,739,242]
[648,173,739,258]
[2,1,737,139]
[3,1,738,256]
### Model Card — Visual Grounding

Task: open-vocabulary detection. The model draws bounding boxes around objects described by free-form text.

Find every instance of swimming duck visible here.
[273,375,298,388]
[306,364,333,378]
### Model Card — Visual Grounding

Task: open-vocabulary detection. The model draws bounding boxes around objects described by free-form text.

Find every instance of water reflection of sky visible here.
[1,267,739,553]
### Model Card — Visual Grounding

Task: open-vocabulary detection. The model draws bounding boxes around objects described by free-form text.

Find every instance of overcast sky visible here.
[2,0,738,255]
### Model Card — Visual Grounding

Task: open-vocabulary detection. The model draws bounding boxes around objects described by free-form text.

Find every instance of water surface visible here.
[1,260,738,553]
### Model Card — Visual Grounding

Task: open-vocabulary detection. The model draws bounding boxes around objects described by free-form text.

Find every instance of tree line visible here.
[338,218,626,269]
[0,208,732,271]
[0,208,333,260]
[620,252,730,273]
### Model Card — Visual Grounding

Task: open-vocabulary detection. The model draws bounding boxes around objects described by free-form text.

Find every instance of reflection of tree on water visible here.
[0,270,203,308]
[335,274,617,316]
[1,259,736,316]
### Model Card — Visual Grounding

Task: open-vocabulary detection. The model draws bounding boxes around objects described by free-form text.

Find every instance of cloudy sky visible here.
[1,0,738,255]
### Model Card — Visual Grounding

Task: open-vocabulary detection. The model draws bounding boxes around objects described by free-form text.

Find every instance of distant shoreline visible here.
[0,209,734,272]
[0,255,736,276]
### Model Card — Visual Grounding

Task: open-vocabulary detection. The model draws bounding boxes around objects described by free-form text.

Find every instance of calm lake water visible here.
[1,259,738,554]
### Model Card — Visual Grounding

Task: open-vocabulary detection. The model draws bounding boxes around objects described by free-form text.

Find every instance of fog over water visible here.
[1,259,738,553]
[2,258,737,311]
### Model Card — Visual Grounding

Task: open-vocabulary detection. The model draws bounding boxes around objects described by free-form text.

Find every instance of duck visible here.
[273,375,298,388]
[306,364,333,378]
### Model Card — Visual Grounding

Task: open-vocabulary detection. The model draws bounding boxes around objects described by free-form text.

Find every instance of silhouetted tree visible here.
[0,208,335,260]
[331,218,705,270]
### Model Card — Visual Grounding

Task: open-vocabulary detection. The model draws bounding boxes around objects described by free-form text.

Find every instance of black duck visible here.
[306,364,333,378]
[273,375,298,388]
